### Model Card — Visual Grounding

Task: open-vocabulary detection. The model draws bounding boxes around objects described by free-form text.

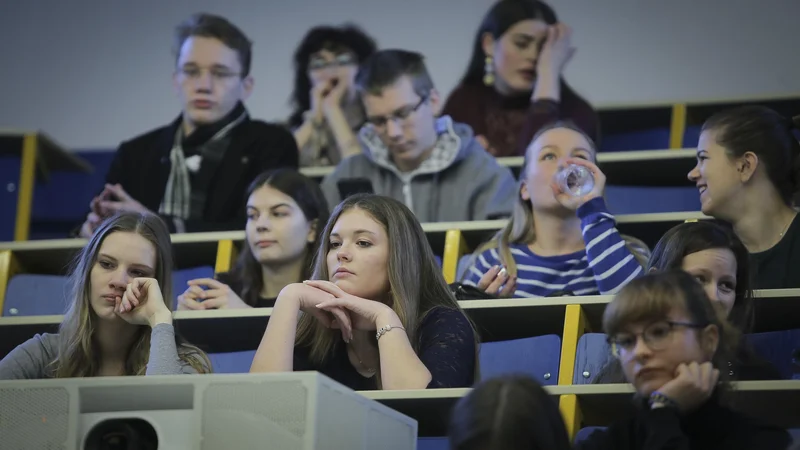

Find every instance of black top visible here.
[750,213,800,289]
[215,272,276,308]
[576,394,791,450]
[99,106,298,233]
[293,307,476,390]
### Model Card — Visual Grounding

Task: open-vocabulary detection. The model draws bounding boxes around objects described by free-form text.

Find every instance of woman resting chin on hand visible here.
[250,194,478,391]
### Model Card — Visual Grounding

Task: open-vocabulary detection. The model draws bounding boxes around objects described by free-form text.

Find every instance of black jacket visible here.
[575,394,791,450]
[104,115,298,232]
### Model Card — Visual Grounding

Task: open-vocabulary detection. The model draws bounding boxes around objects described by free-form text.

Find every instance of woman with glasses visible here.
[594,220,783,383]
[577,270,790,449]
[288,24,377,167]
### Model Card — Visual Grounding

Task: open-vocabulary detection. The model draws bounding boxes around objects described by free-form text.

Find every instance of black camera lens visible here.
[84,418,158,450]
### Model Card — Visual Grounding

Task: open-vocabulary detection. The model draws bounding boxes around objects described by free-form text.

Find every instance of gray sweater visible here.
[0,323,199,379]
[321,116,517,222]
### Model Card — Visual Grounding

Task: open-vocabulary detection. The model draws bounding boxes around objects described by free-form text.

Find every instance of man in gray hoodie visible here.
[320,49,516,222]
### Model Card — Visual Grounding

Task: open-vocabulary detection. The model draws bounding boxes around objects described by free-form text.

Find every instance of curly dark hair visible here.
[288,24,377,127]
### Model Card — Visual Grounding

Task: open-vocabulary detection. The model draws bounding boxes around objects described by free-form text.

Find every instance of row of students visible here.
[77,0,593,236]
[450,272,793,450]
[460,107,800,298]
[4,209,792,384]
[4,198,479,390]
[293,0,596,165]
[170,106,800,312]
[2,215,796,447]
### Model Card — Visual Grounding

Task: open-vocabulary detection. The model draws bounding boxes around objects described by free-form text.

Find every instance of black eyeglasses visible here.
[366,95,429,130]
[607,320,708,358]
[308,53,357,71]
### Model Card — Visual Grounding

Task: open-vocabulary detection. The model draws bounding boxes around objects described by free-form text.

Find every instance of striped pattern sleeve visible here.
[462,248,502,287]
[578,197,643,294]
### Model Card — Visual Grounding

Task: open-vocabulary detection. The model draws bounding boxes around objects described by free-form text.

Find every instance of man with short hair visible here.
[321,49,515,222]
[79,13,298,236]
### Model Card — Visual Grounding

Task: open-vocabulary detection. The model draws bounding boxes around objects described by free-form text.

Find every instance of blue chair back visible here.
[0,155,21,241]
[172,266,215,307]
[605,186,700,214]
[4,274,70,316]
[745,328,800,380]
[574,426,605,443]
[417,437,448,450]
[456,254,473,282]
[479,335,561,385]
[208,350,257,374]
[573,333,613,384]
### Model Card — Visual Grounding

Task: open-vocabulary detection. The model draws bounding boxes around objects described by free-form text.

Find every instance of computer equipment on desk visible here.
[0,371,417,450]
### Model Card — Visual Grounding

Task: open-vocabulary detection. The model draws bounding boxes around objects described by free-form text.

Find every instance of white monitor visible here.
[0,371,418,450]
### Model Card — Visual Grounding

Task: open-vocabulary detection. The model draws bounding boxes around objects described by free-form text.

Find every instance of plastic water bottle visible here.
[555,164,595,197]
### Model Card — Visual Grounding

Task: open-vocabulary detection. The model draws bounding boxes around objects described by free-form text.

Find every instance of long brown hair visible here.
[295,194,479,387]
[52,212,210,377]
[466,122,650,279]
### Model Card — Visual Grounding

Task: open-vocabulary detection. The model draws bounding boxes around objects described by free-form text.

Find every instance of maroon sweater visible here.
[441,82,599,157]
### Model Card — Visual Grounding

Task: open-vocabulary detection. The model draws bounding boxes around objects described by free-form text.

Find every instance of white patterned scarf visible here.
[158,111,247,231]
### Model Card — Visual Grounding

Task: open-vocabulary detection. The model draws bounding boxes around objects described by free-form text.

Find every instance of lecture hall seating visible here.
[2,96,800,445]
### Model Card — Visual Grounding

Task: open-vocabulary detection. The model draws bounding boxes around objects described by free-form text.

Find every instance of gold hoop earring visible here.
[483,55,495,86]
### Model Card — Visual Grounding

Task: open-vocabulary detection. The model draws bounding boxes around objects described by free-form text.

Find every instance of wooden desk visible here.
[441,211,709,255]
[361,380,800,436]
[0,230,242,275]
[2,290,796,358]
[300,148,698,187]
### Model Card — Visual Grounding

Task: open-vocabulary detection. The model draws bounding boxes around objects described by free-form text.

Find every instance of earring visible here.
[483,55,495,86]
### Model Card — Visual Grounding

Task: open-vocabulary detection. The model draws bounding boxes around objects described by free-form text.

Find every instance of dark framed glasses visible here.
[607,320,708,358]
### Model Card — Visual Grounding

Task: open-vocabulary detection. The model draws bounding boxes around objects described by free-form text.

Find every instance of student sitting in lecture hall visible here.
[689,106,800,289]
[0,212,211,379]
[448,375,572,450]
[577,271,791,450]
[288,24,377,167]
[442,0,598,157]
[249,194,478,390]
[178,169,329,309]
[78,13,298,238]
[462,121,649,298]
[320,49,517,222]
[593,220,783,384]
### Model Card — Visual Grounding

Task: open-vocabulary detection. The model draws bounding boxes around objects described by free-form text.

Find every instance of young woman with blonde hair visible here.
[463,121,649,298]
[0,212,210,378]
[250,194,477,390]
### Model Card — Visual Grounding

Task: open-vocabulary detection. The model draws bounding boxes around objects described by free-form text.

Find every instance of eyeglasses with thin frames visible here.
[366,95,430,131]
[308,53,357,71]
[178,66,241,83]
[607,320,708,358]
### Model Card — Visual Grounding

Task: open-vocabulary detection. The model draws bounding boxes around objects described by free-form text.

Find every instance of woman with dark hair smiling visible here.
[442,0,597,156]
[689,106,800,289]
[288,24,377,166]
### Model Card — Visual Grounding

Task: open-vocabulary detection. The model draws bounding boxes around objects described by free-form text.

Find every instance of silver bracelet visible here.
[376,324,405,340]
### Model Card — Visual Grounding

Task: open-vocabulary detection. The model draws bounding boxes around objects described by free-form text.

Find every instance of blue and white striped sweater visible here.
[463,198,643,298]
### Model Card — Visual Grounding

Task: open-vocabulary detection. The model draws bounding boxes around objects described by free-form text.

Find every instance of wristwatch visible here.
[649,391,680,410]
